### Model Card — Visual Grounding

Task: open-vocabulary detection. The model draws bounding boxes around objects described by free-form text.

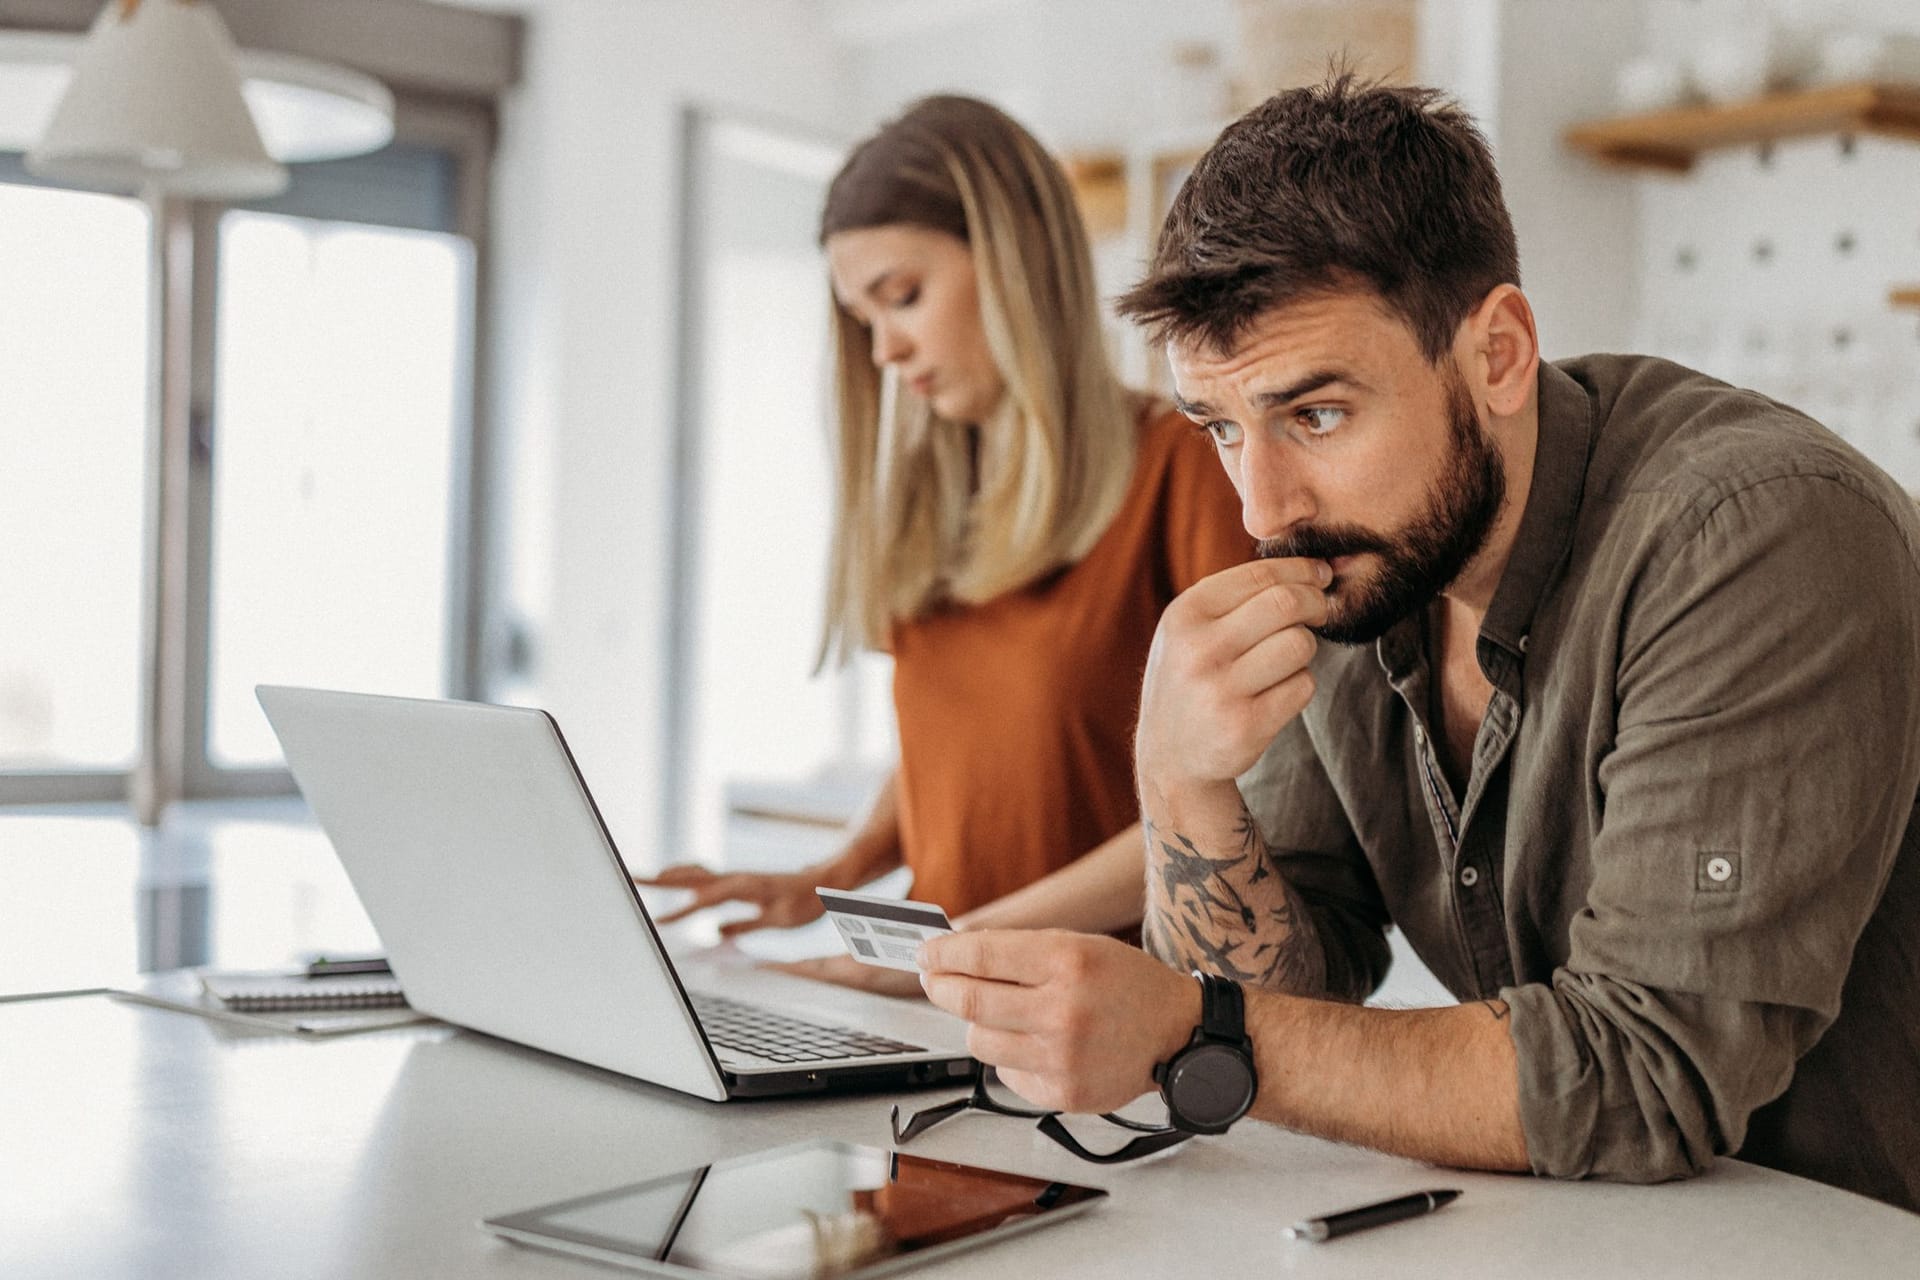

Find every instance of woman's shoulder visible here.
[1129,392,1192,448]
[1123,391,1226,491]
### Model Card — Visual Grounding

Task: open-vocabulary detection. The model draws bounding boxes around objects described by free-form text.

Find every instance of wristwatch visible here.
[1153,972,1258,1135]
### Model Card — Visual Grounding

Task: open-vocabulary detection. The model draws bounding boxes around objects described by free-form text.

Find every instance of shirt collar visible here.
[1478,360,1594,659]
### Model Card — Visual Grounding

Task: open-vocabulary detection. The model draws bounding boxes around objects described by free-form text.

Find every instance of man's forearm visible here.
[1248,991,1530,1171]
[1140,777,1328,996]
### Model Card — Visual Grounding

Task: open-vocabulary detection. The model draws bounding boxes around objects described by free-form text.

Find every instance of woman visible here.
[646,95,1246,992]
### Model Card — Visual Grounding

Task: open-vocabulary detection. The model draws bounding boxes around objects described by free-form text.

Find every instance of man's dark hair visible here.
[1117,73,1520,363]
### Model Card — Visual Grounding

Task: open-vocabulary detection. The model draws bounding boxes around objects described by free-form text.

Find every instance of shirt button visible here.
[1519,634,1530,653]
[1459,865,1480,888]
[1706,856,1734,883]
[1414,726,1426,744]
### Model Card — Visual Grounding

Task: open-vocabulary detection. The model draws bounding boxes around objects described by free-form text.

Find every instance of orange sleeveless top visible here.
[889,405,1249,916]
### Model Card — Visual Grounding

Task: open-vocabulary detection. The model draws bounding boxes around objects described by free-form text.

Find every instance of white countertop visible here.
[4,991,1916,1279]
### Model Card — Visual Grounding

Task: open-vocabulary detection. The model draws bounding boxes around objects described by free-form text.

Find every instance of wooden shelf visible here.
[1565,82,1920,173]
[1065,152,1127,239]
[1893,288,1920,310]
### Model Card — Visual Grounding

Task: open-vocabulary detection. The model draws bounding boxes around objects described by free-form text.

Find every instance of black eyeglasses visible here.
[890,1068,1193,1165]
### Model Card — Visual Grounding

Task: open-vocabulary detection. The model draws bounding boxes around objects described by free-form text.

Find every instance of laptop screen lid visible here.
[255,685,730,1102]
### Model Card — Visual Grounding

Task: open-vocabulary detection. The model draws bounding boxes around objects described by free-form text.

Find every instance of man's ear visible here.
[1466,285,1538,419]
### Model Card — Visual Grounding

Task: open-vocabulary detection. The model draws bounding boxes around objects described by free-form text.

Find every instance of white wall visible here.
[486,0,850,853]
[836,0,1235,150]
[1420,0,1643,361]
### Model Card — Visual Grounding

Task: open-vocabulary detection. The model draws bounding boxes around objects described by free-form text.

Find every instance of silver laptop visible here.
[255,685,974,1101]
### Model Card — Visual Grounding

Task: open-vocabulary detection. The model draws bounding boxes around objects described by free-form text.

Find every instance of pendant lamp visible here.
[27,0,288,199]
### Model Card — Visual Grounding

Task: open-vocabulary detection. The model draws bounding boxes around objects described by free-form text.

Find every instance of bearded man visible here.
[917,74,1920,1212]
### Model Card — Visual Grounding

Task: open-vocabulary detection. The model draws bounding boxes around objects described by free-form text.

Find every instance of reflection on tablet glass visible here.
[484,1139,1107,1279]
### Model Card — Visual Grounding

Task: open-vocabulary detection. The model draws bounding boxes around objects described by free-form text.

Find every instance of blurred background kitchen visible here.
[2,0,1917,997]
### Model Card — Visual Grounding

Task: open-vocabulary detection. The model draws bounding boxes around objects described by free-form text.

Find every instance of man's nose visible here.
[1237,436,1314,542]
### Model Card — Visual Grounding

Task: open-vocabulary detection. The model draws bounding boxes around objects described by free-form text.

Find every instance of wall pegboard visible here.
[1631,0,1920,489]
[1634,132,1920,485]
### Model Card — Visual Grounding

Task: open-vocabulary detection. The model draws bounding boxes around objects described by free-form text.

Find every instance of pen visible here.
[1285,1189,1461,1242]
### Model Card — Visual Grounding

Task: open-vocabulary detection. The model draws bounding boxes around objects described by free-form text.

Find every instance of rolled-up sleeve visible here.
[1505,474,1920,1182]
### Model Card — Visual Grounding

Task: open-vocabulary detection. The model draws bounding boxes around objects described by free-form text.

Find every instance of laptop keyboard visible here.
[690,993,925,1063]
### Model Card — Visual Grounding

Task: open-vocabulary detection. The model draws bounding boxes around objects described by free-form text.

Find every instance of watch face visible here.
[1168,1043,1255,1129]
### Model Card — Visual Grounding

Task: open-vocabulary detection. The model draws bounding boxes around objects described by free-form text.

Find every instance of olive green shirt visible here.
[1242,354,1920,1211]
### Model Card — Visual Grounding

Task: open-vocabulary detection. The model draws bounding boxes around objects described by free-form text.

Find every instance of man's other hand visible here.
[918,929,1199,1115]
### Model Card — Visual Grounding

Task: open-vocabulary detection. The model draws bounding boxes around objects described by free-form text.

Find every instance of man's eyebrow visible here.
[1174,369,1370,421]
[1253,368,1368,407]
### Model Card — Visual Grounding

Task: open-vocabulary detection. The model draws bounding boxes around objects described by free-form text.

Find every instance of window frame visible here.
[0,93,501,806]
[182,100,498,800]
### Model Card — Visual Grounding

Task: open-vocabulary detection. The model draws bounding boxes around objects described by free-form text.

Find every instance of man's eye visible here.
[892,286,921,308]
[1298,407,1345,436]
[1204,420,1243,447]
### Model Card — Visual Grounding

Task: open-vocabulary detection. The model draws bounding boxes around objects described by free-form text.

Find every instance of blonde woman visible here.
[647,96,1246,993]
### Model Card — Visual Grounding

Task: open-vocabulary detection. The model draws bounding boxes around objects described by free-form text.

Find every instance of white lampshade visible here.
[0,30,397,166]
[27,0,288,199]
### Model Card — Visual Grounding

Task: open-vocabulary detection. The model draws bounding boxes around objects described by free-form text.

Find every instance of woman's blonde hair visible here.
[817,95,1137,664]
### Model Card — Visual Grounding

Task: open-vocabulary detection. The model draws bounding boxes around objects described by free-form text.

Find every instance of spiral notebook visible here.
[200,971,407,1010]
[109,968,433,1036]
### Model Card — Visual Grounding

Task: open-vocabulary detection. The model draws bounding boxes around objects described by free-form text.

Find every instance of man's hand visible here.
[918,930,1199,1115]
[1135,557,1331,794]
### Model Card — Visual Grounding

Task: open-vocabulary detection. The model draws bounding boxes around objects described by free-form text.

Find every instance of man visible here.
[917,75,1920,1211]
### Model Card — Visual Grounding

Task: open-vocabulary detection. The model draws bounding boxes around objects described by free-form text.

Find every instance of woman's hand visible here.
[766,954,928,999]
[637,864,826,937]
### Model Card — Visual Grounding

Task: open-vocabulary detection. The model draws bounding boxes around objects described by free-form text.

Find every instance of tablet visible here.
[482,1139,1107,1279]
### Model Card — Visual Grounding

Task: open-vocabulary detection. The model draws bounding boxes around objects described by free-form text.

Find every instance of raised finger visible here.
[716,912,775,938]
[651,876,748,924]
[1226,624,1318,698]
[638,864,719,888]
[1247,666,1317,731]
[1212,580,1330,654]
[1182,557,1331,620]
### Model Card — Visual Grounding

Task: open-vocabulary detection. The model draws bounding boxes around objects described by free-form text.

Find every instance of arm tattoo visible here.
[1478,1000,1510,1022]
[1143,803,1327,996]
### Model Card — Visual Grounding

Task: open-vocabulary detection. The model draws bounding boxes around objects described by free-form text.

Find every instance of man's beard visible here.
[1257,366,1507,646]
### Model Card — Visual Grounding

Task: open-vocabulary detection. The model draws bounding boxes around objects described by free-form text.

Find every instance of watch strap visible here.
[1196,972,1246,1044]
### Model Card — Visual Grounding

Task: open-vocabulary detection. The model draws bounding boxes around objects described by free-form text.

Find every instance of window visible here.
[207,212,470,767]
[0,182,149,777]
[0,130,491,805]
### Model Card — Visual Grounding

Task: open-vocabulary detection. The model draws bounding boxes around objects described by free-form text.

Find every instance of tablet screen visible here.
[485,1139,1106,1279]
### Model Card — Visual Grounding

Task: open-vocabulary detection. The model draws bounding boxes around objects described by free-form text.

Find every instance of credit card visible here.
[815,888,954,971]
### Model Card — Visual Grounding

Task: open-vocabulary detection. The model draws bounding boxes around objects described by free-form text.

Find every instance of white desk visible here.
[4,991,1916,1279]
